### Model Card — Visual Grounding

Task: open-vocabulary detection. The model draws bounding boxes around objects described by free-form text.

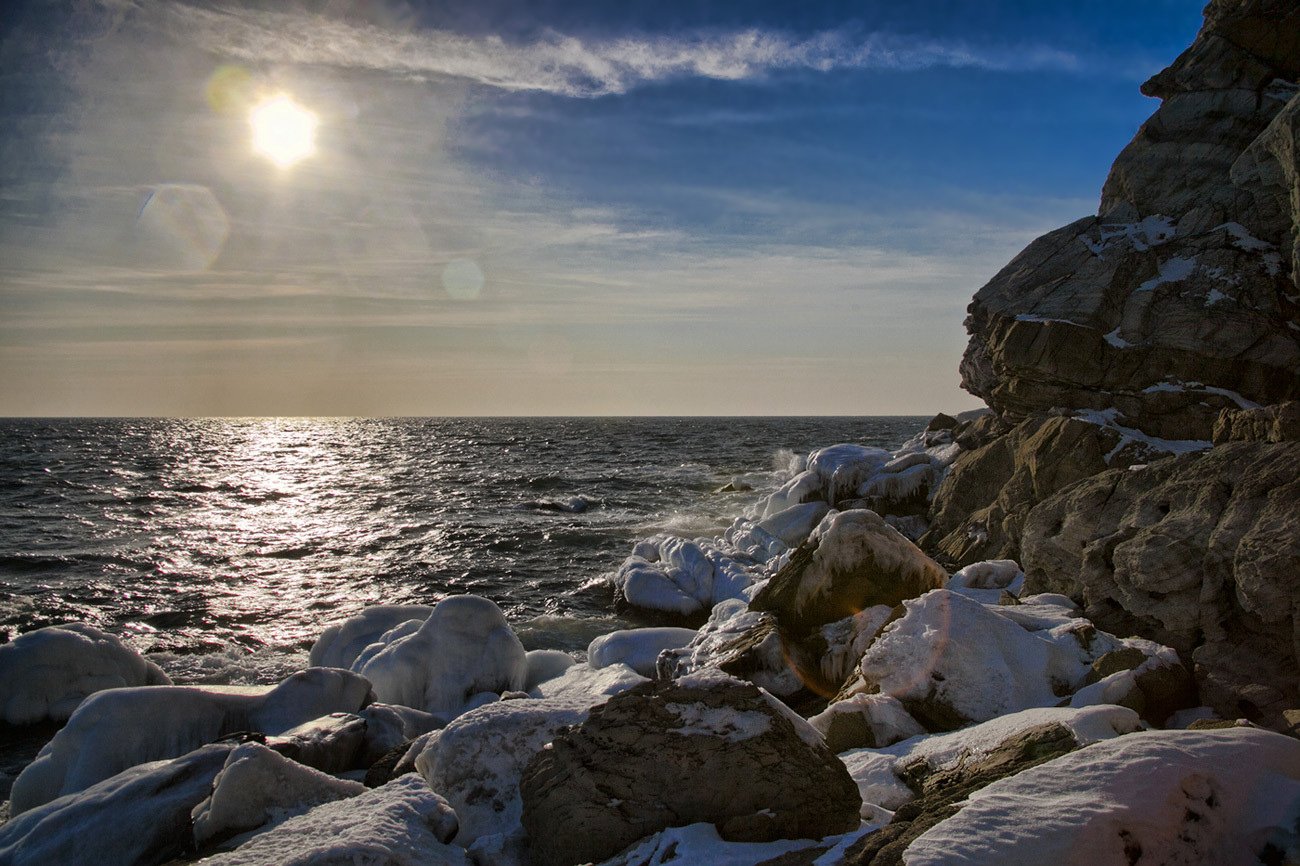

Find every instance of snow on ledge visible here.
[1072,408,1211,463]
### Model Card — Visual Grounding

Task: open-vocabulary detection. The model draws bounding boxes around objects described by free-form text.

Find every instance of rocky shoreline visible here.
[3,1,1300,863]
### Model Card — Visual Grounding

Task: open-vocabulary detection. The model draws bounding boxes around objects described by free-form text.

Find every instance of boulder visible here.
[656,600,803,697]
[413,697,589,845]
[0,743,234,866]
[308,604,434,670]
[197,774,465,865]
[191,742,364,848]
[519,672,861,866]
[807,694,925,754]
[356,595,528,719]
[750,510,946,637]
[0,623,171,725]
[263,712,367,774]
[587,628,698,678]
[612,535,755,618]
[9,667,373,814]
[1022,440,1300,727]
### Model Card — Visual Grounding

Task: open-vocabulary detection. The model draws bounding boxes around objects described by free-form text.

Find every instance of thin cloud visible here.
[153,2,1083,97]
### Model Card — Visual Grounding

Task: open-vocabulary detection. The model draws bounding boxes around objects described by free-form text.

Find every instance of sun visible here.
[249,94,318,168]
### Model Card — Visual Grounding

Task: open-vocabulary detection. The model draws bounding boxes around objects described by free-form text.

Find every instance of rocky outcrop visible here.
[1022,440,1300,728]
[1212,399,1300,442]
[957,0,1300,441]
[518,674,861,866]
[920,415,1129,568]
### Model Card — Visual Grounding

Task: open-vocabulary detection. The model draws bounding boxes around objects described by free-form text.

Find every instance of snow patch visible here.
[664,703,772,742]
[1135,256,1196,292]
[1102,327,1132,348]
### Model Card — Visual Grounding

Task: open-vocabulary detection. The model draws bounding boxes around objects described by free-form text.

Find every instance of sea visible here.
[0,417,925,686]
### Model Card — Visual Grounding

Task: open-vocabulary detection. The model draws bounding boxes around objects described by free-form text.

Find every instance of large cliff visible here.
[923,0,1300,728]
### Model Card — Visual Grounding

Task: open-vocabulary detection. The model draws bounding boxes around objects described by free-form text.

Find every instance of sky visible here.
[0,0,1206,416]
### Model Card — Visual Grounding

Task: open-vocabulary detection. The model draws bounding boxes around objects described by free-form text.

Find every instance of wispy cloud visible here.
[154,1,1083,97]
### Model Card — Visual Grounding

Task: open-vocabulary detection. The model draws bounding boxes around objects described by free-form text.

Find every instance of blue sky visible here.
[0,0,1205,415]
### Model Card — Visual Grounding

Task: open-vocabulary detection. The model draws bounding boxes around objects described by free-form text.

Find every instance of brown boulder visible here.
[519,674,861,866]
[750,510,946,637]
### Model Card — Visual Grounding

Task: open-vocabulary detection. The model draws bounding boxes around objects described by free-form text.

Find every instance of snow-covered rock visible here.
[414,697,590,845]
[755,501,831,549]
[587,627,698,678]
[808,693,926,753]
[840,705,1142,812]
[903,727,1300,865]
[530,661,648,708]
[198,774,465,865]
[853,589,1138,730]
[192,741,365,847]
[356,595,527,719]
[9,667,373,814]
[0,623,171,725]
[358,702,443,765]
[0,744,234,866]
[656,599,802,697]
[945,559,1024,603]
[308,604,435,670]
[594,822,874,866]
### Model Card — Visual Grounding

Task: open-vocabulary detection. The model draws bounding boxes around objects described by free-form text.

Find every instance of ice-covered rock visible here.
[755,501,831,549]
[594,822,873,866]
[902,728,1300,865]
[759,444,891,517]
[358,702,443,765]
[308,604,435,670]
[587,627,698,678]
[0,622,171,725]
[944,558,1024,603]
[613,535,754,617]
[191,741,365,847]
[750,509,947,637]
[356,595,527,719]
[197,774,465,865]
[522,649,576,691]
[413,697,590,845]
[0,744,234,866]
[262,712,367,774]
[9,667,373,814]
[519,673,861,866]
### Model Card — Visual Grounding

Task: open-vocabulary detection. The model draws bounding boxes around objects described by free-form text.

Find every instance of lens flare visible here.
[249,94,318,168]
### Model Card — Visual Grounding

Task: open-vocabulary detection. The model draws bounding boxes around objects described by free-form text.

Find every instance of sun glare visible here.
[249,94,318,168]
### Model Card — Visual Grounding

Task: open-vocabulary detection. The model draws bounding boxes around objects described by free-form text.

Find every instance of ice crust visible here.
[587,627,698,677]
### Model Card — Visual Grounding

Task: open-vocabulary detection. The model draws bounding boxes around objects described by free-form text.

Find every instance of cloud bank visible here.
[156,1,1082,97]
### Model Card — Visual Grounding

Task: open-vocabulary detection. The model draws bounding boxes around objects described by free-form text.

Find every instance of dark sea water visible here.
[0,417,924,684]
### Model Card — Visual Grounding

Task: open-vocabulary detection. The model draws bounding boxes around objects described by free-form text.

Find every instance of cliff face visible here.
[925,0,1300,728]
[959,0,1300,441]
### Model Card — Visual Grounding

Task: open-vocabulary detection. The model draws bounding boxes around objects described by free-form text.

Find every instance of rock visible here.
[657,600,803,697]
[0,623,171,725]
[413,697,589,845]
[924,413,958,432]
[1021,440,1300,727]
[357,702,442,766]
[308,604,435,670]
[363,739,418,788]
[613,535,755,618]
[197,774,465,865]
[838,705,1141,815]
[262,712,367,774]
[1213,400,1300,443]
[356,594,528,719]
[807,694,925,753]
[530,661,648,708]
[0,743,234,866]
[191,741,365,848]
[587,628,698,678]
[750,510,947,637]
[844,722,1086,865]
[9,667,373,815]
[893,728,1300,866]
[920,415,1126,569]
[957,0,1300,441]
[943,558,1024,604]
[522,649,576,692]
[519,673,861,866]
[756,501,831,549]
